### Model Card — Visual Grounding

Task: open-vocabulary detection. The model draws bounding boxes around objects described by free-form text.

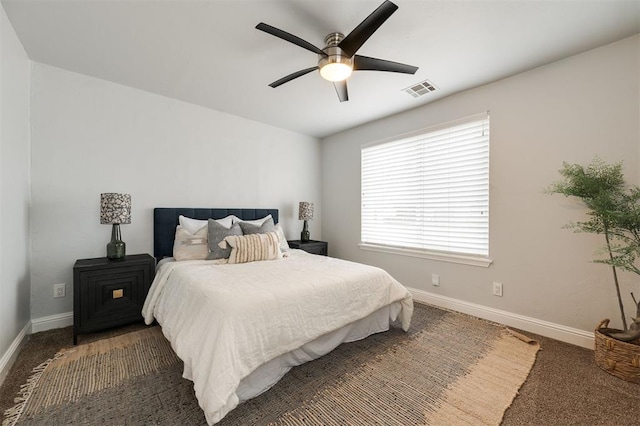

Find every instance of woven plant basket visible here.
[594,319,640,384]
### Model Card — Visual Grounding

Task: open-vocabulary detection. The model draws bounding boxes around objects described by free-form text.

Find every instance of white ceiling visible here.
[3,0,639,138]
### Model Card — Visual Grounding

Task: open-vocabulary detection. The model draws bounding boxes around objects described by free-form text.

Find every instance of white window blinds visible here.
[361,114,490,257]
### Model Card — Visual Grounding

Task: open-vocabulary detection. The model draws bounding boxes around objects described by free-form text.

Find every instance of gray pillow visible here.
[207,220,242,259]
[239,216,275,235]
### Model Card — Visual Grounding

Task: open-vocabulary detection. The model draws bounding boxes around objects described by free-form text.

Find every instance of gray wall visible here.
[29,63,321,320]
[321,35,640,334]
[0,5,31,380]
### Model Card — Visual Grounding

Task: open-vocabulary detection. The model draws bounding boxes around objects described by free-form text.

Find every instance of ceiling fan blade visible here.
[256,23,327,56]
[353,55,418,74]
[269,66,319,88]
[333,81,349,102]
[338,1,398,57]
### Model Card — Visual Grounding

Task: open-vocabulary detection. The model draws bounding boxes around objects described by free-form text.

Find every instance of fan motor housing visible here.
[318,32,353,81]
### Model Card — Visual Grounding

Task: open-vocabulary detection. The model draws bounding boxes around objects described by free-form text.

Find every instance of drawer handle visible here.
[112,289,124,299]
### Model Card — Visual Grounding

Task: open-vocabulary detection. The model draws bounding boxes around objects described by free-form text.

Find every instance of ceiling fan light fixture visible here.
[319,33,353,82]
[257,1,418,101]
[320,61,353,82]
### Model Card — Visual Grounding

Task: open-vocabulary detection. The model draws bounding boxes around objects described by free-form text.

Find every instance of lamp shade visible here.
[100,193,131,224]
[298,202,314,221]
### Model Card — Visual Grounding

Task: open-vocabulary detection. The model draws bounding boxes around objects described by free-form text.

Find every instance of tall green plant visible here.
[547,158,640,332]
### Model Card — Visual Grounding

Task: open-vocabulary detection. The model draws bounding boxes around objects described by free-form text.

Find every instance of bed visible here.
[143,208,414,425]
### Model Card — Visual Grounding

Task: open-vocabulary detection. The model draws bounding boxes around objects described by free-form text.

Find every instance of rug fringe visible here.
[506,328,538,344]
[2,350,68,426]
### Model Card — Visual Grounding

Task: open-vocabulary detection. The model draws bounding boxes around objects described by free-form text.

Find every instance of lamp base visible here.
[107,224,126,260]
[107,241,126,260]
[301,220,310,242]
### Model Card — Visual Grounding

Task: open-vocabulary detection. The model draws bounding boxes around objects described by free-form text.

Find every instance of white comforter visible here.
[142,250,413,425]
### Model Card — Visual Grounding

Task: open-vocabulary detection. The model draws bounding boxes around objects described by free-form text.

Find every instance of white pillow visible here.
[173,225,209,261]
[219,231,282,264]
[274,223,290,252]
[179,214,236,235]
[235,214,272,226]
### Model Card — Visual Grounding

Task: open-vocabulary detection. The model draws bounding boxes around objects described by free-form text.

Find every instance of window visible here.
[360,113,491,266]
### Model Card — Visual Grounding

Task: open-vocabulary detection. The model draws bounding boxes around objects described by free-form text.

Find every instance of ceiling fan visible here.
[256,0,418,102]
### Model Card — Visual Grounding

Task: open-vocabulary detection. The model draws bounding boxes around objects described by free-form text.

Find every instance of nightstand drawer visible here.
[73,253,155,344]
[79,267,147,326]
[287,240,328,256]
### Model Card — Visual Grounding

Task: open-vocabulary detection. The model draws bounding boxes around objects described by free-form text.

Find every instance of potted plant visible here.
[547,158,640,383]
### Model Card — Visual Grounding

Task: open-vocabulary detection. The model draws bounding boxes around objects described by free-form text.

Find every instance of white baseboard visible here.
[0,321,31,387]
[30,311,73,333]
[408,287,595,349]
[1,312,73,387]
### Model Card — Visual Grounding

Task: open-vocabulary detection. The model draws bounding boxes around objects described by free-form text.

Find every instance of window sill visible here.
[358,243,493,268]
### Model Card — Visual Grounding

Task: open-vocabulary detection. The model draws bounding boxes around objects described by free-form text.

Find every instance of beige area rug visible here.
[3,304,539,426]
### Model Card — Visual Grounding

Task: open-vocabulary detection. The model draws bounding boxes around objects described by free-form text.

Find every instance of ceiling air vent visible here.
[404,80,437,98]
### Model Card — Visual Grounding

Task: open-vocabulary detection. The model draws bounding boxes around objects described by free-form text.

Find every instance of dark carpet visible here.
[1,303,638,425]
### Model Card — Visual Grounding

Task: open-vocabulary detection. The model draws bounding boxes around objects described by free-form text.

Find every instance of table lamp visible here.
[298,201,314,242]
[100,193,131,260]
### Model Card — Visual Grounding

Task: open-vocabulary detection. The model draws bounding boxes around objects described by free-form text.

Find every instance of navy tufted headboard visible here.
[154,208,279,261]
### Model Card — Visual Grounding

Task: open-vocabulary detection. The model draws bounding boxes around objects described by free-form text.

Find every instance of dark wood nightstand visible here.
[288,240,328,256]
[73,253,155,344]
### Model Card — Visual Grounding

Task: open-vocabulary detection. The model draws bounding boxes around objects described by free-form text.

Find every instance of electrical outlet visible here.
[431,274,440,286]
[492,282,503,297]
[53,283,66,298]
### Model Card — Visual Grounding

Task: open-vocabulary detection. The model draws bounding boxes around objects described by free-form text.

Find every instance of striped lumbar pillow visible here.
[219,231,282,264]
